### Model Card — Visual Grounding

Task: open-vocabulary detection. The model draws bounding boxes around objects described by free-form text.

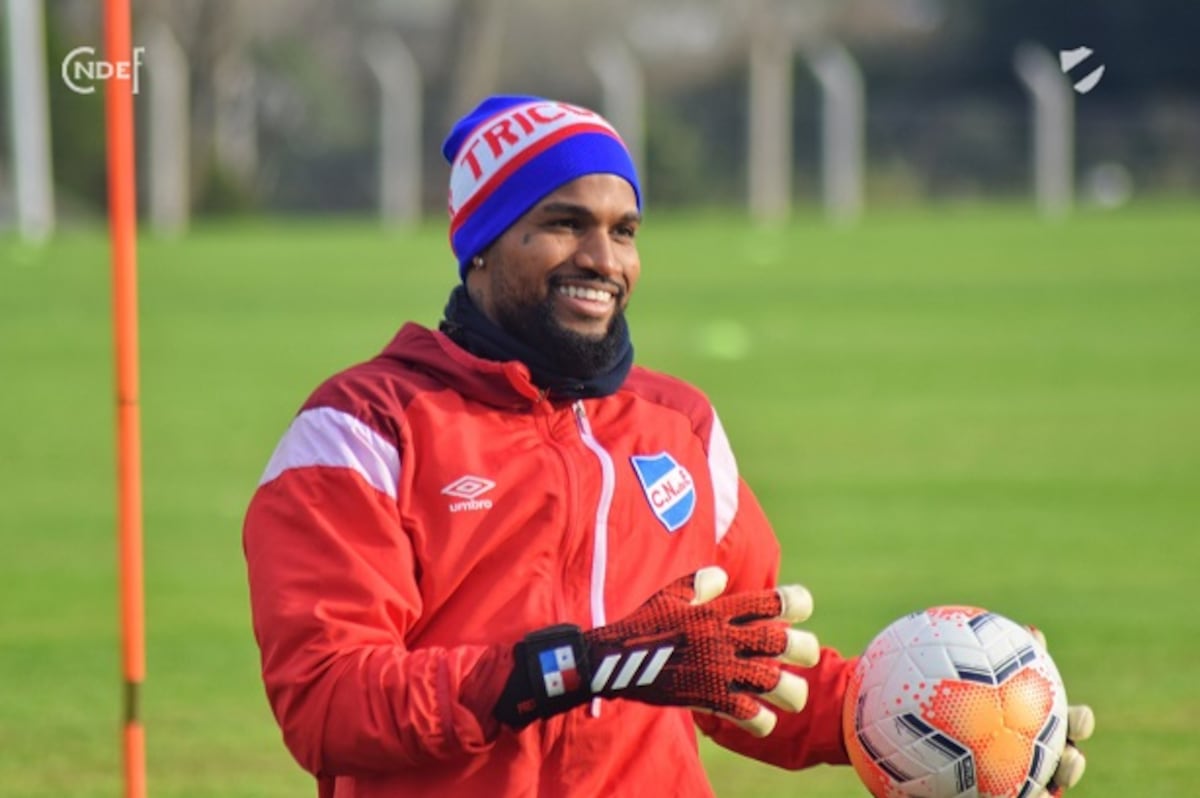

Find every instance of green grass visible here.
[2,204,1197,796]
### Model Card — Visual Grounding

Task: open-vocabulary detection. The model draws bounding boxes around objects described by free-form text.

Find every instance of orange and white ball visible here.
[843,606,1069,798]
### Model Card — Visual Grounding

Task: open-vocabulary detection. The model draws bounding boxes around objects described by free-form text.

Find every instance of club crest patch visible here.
[630,452,696,533]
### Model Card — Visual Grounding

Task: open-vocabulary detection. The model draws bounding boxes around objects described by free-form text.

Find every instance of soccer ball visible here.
[843,606,1068,798]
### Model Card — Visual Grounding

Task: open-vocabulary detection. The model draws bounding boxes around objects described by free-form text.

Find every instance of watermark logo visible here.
[61,46,145,95]
[1059,46,1105,94]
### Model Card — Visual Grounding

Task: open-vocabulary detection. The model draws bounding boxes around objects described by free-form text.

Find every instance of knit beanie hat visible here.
[442,95,642,279]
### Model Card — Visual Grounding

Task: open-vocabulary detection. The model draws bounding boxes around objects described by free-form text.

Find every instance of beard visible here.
[493,290,630,379]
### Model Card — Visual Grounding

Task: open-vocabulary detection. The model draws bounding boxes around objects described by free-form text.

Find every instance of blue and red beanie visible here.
[442,95,642,279]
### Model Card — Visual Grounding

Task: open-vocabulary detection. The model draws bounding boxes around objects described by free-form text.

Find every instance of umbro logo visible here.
[590,646,675,693]
[441,474,495,512]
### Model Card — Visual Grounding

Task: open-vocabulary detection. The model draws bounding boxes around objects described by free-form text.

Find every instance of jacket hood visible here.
[379,322,546,410]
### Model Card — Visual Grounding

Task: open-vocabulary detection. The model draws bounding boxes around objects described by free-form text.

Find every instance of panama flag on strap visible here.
[539,645,581,698]
[631,452,696,533]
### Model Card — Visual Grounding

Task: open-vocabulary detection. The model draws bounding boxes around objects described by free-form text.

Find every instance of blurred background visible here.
[2,1,1198,797]
[4,0,1199,228]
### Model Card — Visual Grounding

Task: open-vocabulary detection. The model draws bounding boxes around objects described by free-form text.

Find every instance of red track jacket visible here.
[243,323,853,797]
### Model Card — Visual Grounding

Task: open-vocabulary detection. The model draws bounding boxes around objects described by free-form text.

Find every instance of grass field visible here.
[2,204,1197,796]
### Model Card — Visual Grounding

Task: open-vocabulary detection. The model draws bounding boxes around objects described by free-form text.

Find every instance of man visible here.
[243,95,1092,797]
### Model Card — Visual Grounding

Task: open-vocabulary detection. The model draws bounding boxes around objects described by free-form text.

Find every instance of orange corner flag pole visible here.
[104,1,146,796]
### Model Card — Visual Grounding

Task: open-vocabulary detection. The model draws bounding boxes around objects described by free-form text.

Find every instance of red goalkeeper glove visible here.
[493,566,820,737]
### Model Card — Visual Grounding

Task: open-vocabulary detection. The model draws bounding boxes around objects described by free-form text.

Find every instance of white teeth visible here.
[557,285,614,302]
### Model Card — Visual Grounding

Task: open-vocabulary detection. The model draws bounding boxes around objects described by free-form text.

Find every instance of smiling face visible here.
[466,173,642,376]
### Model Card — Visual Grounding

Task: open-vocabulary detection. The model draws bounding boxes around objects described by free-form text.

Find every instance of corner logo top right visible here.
[1059,46,1105,94]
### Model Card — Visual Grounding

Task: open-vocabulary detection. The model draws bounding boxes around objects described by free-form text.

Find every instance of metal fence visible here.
[3,0,1198,239]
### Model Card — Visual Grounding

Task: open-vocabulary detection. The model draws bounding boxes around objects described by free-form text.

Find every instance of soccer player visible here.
[243,95,1092,797]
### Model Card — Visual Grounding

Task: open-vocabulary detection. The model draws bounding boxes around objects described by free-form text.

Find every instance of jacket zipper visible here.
[572,400,614,718]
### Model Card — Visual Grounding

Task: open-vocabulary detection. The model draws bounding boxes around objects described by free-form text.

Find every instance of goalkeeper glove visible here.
[493,566,820,737]
[1027,626,1097,798]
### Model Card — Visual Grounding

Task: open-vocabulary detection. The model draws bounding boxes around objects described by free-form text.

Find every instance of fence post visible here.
[588,38,646,198]
[366,35,422,225]
[1014,43,1074,219]
[5,0,55,241]
[747,23,794,223]
[146,21,190,235]
[806,42,864,224]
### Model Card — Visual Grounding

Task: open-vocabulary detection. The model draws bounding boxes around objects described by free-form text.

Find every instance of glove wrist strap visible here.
[494,624,592,728]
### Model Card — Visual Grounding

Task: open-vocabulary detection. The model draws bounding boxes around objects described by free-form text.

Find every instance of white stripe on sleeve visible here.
[707,409,740,543]
[259,406,400,499]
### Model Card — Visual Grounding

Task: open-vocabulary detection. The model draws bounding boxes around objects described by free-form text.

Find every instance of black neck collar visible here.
[438,285,633,400]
